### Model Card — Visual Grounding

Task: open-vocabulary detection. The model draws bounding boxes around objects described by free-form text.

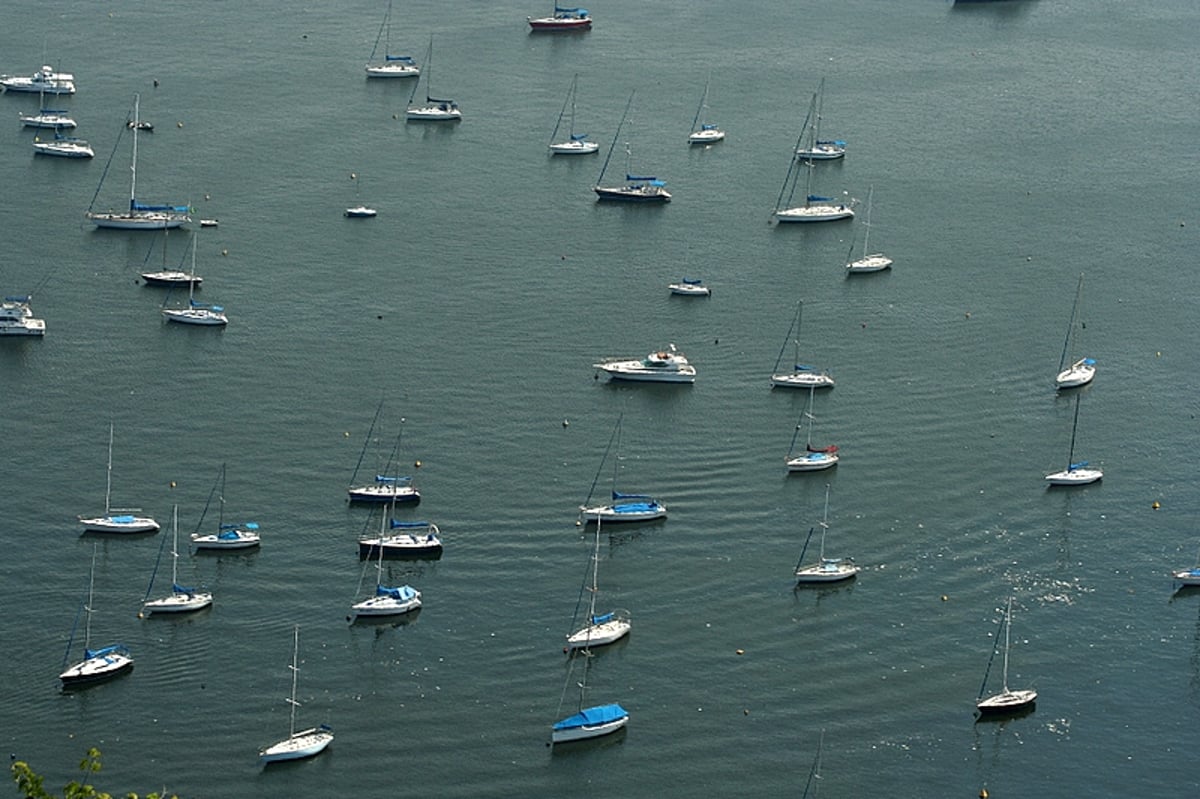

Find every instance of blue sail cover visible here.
[109,515,136,524]
[612,491,651,501]
[1069,461,1089,471]
[390,520,431,529]
[1082,358,1097,365]
[553,703,628,731]
[570,133,589,141]
[683,279,702,285]
[376,584,418,600]
[591,612,614,624]
[626,174,658,182]
[427,96,456,105]
[817,139,847,146]
[376,475,413,484]
[172,583,195,594]
[807,195,834,202]
[130,201,190,213]
[386,55,415,62]
[85,644,129,660]
[5,296,31,302]
[555,6,587,13]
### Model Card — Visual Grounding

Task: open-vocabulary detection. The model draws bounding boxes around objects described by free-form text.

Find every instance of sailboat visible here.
[85,93,190,230]
[845,185,892,273]
[548,73,599,155]
[365,0,419,78]
[785,386,839,472]
[565,518,631,650]
[140,227,203,287]
[31,129,93,158]
[550,648,629,744]
[344,172,377,218]
[79,422,160,534]
[405,37,461,122]
[975,596,1037,716]
[259,626,334,763]
[771,301,834,389]
[141,505,214,615]
[1172,543,1200,586]
[528,4,593,30]
[794,485,856,582]
[593,91,671,203]
[794,78,845,160]
[161,235,227,325]
[349,529,422,621]
[578,416,668,524]
[18,86,76,128]
[1055,272,1096,389]
[1044,392,1102,486]
[347,408,421,504]
[190,464,262,550]
[774,89,853,223]
[59,545,134,687]
[358,504,443,559]
[686,74,724,145]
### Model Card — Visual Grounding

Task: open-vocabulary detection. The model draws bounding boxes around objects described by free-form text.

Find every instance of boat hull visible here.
[594,185,671,203]
[551,710,628,743]
[351,591,422,618]
[786,453,839,472]
[87,212,189,231]
[976,689,1037,716]
[33,142,93,158]
[771,372,835,389]
[688,129,725,144]
[846,254,893,273]
[141,271,202,287]
[566,617,631,649]
[1055,362,1096,389]
[528,16,592,30]
[774,205,854,223]
[143,591,213,614]
[365,64,420,78]
[162,308,227,325]
[59,652,134,687]
[406,106,462,121]
[191,532,261,550]
[580,502,667,523]
[358,534,442,559]
[0,321,46,336]
[79,515,160,534]
[1173,568,1200,586]
[549,140,600,155]
[344,207,377,218]
[795,560,858,583]
[1044,468,1102,486]
[260,729,333,763]
[348,485,421,504]
[668,283,710,296]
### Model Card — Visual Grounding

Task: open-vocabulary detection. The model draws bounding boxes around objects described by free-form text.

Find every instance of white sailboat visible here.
[548,73,599,155]
[794,78,845,160]
[141,505,213,615]
[794,485,856,582]
[774,89,853,223]
[190,464,262,550]
[550,648,629,744]
[578,416,668,524]
[20,86,76,128]
[785,386,839,472]
[1055,272,1096,389]
[1172,543,1200,587]
[771,301,834,389]
[1044,392,1101,486]
[975,596,1037,716]
[0,294,46,336]
[32,130,93,158]
[593,91,671,202]
[259,626,334,763]
[405,37,461,122]
[349,523,422,621]
[79,422,160,534]
[344,172,377,218]
[161,235,227,325]
[358,506,443,559]
[347,408,421,504]
[686,74,724,145]
[365,0,419,78]
[85,93,189,230]
[565,519,631,650]
[59,545,134,687]
[845,185,892,273]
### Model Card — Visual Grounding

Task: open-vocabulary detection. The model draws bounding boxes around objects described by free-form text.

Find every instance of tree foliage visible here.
[10,749,177,799]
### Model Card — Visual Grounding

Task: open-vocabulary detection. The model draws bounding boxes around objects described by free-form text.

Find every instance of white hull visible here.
[1,67,75,94]
[551,714,627,743]
[976,688,1036,715]
[1173,568,1200,586]
[33,140,93,158]
[549,140,599,154]
[162,308,227,325]
[1045,467,1102,486]
[771,372,835,389]
[0,321,45,336]
[21,112,76,129]
[79,515,160,534]
[795,145,845,160]
[191,531,261,550]
[668,282,710,296]
[59,651,134,686]
[260,729,334,763]
[1055,361,1096,388]
[786,452,839,472]
[365,64,419,78]
[775,204,854,223]
[407,104,461,121]
[87,212,189,230]
[351,590,422,618]
[846,254,892,273]
[143,590,213,614]
[595,363,696,382]
[579,503,668,523]
[566,617,630,649]
[795,560,858,583]
[345,206,377,218]
[688,128,725,144]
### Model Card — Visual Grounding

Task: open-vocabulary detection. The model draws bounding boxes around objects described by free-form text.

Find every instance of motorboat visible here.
[1,65,75,94]
[668,279,710,296]
[0,295,46,336]
[593,345,696,383]
[528,6,593,30]
[345,206,377,218]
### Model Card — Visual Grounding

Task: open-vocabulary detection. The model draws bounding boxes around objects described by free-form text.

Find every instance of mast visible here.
[861,186,874,256]
[817,483,830,561]
[689,74,710,133]
[170,505,179,587]
[1058,273,1085,373]
[103,422,114,514]
[596,91,635,186]
[83,544,97,653]
[1066,394,1082,468]
[129,94,140,210]
[1000,597,1014,692]
[585,518,602,637]
[805,385,817,451]
[286,626,301,738]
